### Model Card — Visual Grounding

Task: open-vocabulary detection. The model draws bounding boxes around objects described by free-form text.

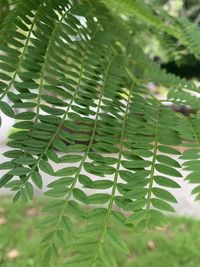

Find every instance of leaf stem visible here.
[90,85,133,267]
[146,102,160,217]
[51,49,116,242]
[35,5,73,122]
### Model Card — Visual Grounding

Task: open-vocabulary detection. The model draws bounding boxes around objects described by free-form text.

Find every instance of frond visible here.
[127,45,197,92]
[1,0,200,266]
[168,89,200,108]
[101,0,180,38]
[177,114,200,201]
[177,18,200,60]
[0,0,44,103]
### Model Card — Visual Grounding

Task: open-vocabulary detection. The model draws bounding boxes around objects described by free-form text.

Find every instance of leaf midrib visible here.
[90,85,133,267]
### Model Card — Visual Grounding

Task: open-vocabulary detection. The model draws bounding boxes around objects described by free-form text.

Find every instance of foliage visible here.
[0,0,200,265]
[0,197,200,267]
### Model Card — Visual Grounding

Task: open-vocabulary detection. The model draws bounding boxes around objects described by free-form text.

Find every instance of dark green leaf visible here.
[0,101,15,117]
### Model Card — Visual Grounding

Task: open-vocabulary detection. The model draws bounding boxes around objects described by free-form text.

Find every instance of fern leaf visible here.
[0,0,45,103]
[1,0,200,266]
[178,114,200,201]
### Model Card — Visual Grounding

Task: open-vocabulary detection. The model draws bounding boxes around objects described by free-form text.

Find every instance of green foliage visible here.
[1,0,200,265]
[1,197,200,267]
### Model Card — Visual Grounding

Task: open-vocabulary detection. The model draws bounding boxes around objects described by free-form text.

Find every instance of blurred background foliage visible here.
[144,0,200,80]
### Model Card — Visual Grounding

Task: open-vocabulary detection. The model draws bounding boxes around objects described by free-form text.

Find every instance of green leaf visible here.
[155,164,182,177]
[151,198,175,212]
[5,180,22,189]
[73,188,89,204]
[46,149,60,163]
[29,130,52,140]
[183,160,200,171]
[15,111,35,120]
[119,170,150,182]
[132,149,153,158]
[79,175,93,188]
[9,167,30,176]
[25,182,34,200]
[84,163,115,175]
[88,153,117,165]
[156,155,181,168]
[154,175,180,188]
[121,160,151,169]
[3,150,23,158]
[60,155,83,163]
[20,188,28,203]
[0,101,15,118]
[53,141,87,153]
[122,187,148,199]
[125,199,147,211]
[152,187,177,203]
[45,187,69,198]
[180,149,199,159]
[31,171,43,189]
[158,146,181,155]
[55,167,78,177]
[40,105,65,115]
[13,191,21,202]
[88,193,110,204]
[0,161,16,170]
[185,172,200,183]
[0,174,13,187]
[48,177,74,188]
[39,160,54,175]
[13,157,36,165]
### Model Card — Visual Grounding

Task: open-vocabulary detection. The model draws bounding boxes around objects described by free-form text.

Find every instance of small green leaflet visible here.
[151,198,175,212]
[155,164,182,177]
[156,155,181,168]
[39,160,54,175]
[48,177,74,188]
[154,175,180,188]
[55,167,78,177]
[31,171,43,189]
[45,187,69,198]
[88,193,110,204]
[9,167,30,176]
[0,174,13,188]
[152,187,177,203]
[73,188,89,204]
[0,101,15,118]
